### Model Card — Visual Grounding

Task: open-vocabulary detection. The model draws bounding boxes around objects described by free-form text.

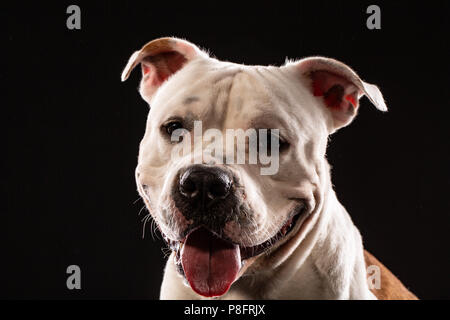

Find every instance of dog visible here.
[121,37,417,300]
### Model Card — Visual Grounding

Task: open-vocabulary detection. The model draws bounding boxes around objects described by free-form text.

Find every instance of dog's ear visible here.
[286,57,387,131]
[121,37,208,101]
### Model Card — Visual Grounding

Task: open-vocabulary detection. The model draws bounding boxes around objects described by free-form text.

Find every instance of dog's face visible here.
[122,38,386,297]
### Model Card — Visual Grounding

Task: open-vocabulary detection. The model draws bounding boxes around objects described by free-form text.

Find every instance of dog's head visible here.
[122,37,386,297]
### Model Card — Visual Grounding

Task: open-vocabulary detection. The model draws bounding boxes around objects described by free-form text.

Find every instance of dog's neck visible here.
[307,190,375,299]
[227,167,375,300]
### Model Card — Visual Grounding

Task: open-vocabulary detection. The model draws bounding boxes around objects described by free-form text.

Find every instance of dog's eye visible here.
[163,121,184,136]
[257,130,289,155]
[279,137,290,153]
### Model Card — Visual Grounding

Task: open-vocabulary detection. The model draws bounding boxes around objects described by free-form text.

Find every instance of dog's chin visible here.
[162,204,307,298]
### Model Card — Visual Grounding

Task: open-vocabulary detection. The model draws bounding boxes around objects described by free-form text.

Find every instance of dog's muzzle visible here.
[165,164,306,298]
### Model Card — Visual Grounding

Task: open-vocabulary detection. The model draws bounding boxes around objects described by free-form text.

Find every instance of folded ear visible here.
[287,57,387,131]
[121,37,208,101]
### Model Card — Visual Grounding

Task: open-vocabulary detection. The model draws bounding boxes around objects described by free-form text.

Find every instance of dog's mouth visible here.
[162,204,305,297]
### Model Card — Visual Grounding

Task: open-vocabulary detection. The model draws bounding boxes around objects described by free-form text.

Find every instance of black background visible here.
[2,1,449,299]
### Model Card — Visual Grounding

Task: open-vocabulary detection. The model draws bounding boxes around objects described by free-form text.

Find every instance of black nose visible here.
[179,165,232,208]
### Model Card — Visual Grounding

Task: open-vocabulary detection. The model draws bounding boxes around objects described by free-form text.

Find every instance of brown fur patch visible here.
[364,250,418,300]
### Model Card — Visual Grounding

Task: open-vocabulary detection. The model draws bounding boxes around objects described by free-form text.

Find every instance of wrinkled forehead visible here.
[148,59,323,134]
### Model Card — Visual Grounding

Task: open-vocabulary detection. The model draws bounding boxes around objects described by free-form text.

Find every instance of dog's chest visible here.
[223,257,330,299]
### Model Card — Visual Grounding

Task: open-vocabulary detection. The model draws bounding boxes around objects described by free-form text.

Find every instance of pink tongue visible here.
[181,227,241,297]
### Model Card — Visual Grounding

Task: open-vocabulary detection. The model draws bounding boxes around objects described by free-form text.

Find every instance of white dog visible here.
[122,37,417,300]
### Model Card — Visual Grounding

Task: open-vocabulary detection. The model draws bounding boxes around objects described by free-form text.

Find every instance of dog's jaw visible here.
[160,201,308,298]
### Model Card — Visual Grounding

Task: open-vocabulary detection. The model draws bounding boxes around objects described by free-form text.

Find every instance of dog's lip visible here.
[163,202,307,265]
[239,204,305,260]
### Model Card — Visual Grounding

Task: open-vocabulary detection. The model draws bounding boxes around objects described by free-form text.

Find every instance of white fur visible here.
[124,39,384,300]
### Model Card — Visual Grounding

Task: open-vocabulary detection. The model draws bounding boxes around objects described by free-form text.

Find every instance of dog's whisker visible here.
[150,218,161,241]
[142,213,153,239]
[161,246,172,259]
[138,204,147,217]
